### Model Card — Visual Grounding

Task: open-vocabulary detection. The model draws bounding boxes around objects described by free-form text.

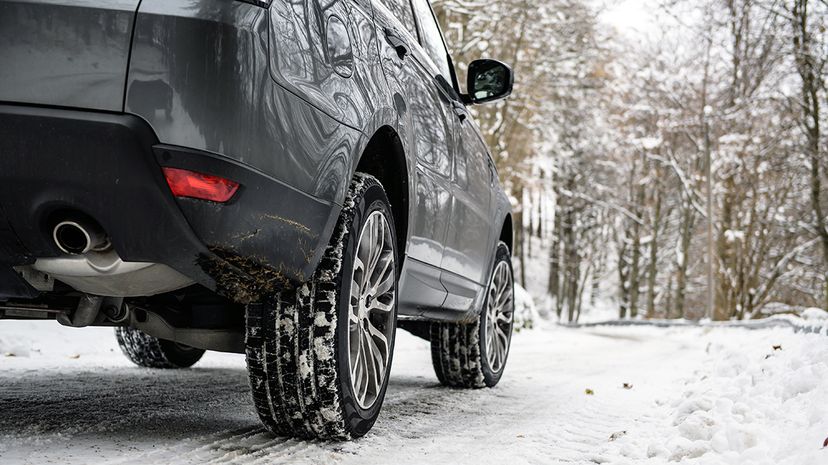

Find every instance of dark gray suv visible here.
[0,0,515,439]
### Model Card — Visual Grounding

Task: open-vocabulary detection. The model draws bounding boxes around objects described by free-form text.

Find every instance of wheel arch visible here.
[354,125,410,269]
[499,213,514,254]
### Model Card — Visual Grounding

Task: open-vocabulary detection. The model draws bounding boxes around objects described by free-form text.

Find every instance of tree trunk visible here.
[516,186,527,289]
[674,201,694,319]
[618,239,630,319]
[629,176,645,318]
[646,186,662,319]
[548,197,561,300]
[591,246,604,308]
[630,223,641,318]
[715,179,736,321]
[562,203,577,321]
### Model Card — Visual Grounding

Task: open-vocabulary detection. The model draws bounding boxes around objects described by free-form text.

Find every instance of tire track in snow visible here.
[0,324,702,465]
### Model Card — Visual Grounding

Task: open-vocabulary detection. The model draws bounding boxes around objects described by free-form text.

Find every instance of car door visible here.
[404,0,493,312]
[373,0,457,311]
[399,0,456,269]
[442,112,494,293]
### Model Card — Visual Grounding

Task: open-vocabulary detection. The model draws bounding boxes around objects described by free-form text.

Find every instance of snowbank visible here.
[514,283,540,329]
[802,307,828,321]
[602,327,828,465]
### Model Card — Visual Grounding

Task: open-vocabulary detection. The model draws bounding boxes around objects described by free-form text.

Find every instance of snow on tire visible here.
[246,173,398,440]
[431,242,514,388]
[115,327,205,369]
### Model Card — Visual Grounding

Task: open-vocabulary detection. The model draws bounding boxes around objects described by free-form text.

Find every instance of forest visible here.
[433,0,828,321]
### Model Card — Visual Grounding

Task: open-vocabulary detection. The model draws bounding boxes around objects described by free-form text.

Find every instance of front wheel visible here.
[245,174,398,439]
[430,242,514,388]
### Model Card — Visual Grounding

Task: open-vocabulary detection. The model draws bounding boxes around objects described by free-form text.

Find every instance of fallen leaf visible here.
[773,345,782,351]
[609,431,627,441]
[823,436,828,448]
[585,388,594,395]
[623,383,633,390]
[68,354,80,359]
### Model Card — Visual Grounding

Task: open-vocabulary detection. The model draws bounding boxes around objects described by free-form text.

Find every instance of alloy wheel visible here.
[484,261,513,373]
[346,210,396,409]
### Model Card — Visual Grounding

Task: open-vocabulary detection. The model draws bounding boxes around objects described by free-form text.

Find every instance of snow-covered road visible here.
[0,321,825,465]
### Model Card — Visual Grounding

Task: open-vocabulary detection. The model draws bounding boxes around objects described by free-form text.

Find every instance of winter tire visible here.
[430,242,514,388]
[115,327,205,369]
[245,173,398,440]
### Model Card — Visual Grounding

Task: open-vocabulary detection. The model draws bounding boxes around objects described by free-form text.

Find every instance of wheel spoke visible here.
[495,280,507,307]
[367,217,382,279]
[365,329,385,390]
[353,254,365,286]
[495,335,504,369]
[496,311,511,324]
[354,236,371,290]
[359,330,371,402]
[352,331,364,392]
[371,254,394,296]
[374,273,394,298]
[495,324,509,346]
[497,286,512,310]
[365,319,389,357]
[371,297,394,313]
[374,218,385,270]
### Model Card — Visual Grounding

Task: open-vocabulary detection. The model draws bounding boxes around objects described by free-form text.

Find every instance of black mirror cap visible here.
[467,59,514,105]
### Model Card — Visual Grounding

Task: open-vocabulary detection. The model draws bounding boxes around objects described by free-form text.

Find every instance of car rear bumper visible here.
[0,104,338,301]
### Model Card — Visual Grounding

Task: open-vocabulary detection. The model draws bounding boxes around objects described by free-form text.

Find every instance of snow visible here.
[724,229,745,243]
[514,283,541,329]
[802,308,828,321]
[602,326,828,465]
[1,321,826,464]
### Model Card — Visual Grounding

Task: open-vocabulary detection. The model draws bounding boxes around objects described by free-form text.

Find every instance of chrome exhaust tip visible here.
[53,220,109,255]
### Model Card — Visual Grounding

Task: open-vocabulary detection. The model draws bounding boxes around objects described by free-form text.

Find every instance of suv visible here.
[0,0,515,439]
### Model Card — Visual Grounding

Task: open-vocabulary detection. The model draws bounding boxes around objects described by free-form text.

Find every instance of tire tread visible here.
[246,173,383,439]
[115,327,204,369]
[430,242,513,389]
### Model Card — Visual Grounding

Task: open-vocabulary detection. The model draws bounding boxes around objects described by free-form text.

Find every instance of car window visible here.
[410,0,453,82]
[377,0,418,38]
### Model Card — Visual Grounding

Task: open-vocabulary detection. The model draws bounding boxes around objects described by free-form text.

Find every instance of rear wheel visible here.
[430,242,514,388]
[115,327,205,369]
[245,173,398,439]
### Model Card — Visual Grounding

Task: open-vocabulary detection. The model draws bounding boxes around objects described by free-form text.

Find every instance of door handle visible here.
[383,27,409,60]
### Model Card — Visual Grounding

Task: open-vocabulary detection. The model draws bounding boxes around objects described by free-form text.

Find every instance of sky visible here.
[598,0,662,40]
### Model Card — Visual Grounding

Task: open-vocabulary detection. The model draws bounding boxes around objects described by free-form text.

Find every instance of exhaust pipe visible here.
[53,219,109,255]
[57,294,104,327]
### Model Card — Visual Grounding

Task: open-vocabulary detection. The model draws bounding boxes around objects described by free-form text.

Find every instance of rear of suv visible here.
[0,0,516,439]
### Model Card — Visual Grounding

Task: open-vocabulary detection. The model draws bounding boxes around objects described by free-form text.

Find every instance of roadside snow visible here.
[0,321,825,464]
[802,307,828,321]
[601,326,828,465]
[514,283,541,329]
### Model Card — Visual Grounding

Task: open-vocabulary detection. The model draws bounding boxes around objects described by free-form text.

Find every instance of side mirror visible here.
[467,59,513,104]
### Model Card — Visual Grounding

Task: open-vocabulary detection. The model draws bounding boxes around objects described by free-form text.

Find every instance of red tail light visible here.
[162,167,240,203]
